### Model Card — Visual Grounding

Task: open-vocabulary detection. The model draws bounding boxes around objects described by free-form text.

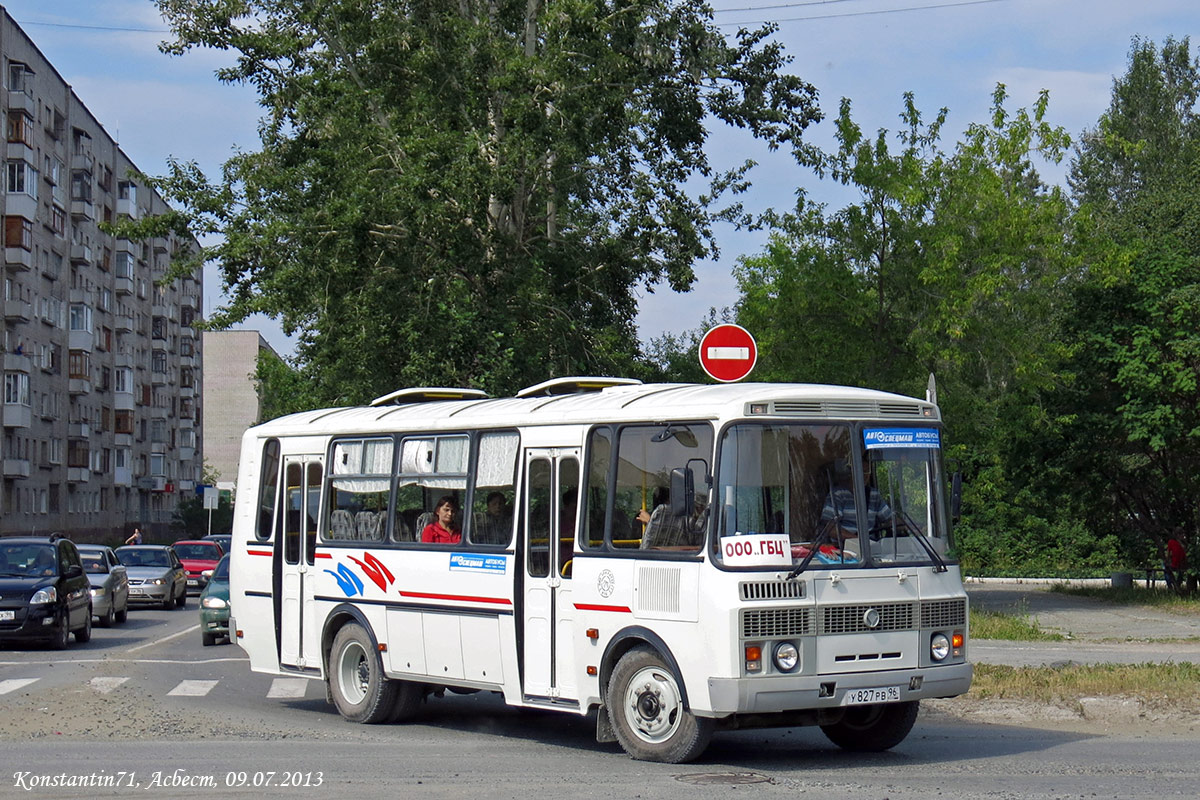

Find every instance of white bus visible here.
[229,377,971,763]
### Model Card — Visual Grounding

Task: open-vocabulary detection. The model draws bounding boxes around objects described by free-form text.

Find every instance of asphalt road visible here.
[2,586,1199,799]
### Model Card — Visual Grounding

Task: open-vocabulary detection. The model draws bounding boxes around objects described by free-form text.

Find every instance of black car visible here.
[0,537,93,649]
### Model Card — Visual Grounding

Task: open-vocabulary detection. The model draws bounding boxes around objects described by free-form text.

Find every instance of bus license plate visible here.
[842,686,902,705]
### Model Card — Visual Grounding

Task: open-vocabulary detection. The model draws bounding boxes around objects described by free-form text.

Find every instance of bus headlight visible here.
[773,641,799,672]
[930,633,951,661]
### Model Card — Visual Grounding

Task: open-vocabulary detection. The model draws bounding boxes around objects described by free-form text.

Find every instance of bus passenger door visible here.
[521,448,579,703]
[279,457,323,671]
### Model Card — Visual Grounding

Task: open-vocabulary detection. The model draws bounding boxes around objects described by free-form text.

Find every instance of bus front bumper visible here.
[705,662,973,716]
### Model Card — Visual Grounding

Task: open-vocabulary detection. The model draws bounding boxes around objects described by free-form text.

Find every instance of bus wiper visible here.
[903,509,948,573]
[788,473,840,580]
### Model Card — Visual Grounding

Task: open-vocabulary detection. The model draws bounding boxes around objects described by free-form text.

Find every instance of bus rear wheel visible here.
[329,623,397,724]
[608,646,712,763]
[820,700,919,751]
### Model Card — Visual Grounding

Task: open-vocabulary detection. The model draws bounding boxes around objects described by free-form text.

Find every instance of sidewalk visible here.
[964,578,1200,667]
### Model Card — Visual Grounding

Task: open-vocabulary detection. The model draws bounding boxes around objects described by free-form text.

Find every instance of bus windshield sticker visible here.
[862,428,940,450]
[449,553,509,574]
[720,533,791,567]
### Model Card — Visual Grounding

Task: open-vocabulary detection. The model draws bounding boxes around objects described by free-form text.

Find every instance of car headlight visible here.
[930,633,951,661]
[31,587,57,604]
[773,641,800,672]
[150,578,166,586]
[91,587,107,596]
[201,596,228,609]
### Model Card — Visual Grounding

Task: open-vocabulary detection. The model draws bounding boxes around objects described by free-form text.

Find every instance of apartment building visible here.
[201,330,278,490]
[1,11,203,539]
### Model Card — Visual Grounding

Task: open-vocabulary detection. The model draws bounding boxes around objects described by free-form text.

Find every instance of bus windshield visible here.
[712,422,948,569]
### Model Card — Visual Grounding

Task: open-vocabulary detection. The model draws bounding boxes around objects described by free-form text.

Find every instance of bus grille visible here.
[921,598,967,628]
[821,602,915,634]
[740,581,805,601]
[742,607,813,638]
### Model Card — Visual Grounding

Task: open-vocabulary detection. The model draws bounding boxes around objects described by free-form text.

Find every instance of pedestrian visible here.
[1164,530,1187,591]
[125,527,143,545]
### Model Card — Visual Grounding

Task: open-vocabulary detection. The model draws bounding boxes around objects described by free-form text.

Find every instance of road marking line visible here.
[127,623,201,653]
[89,677,130,694]
[267,678,310,699]
[0,657,246,666]
[0,678,39,695]
[167,679,219,697]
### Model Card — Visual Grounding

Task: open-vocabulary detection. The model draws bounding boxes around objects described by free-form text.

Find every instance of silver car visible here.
[76,544,129,627]
[114,545,187,610]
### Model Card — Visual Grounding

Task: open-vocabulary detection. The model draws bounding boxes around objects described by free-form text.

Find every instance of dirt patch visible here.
[926,694,1200,736]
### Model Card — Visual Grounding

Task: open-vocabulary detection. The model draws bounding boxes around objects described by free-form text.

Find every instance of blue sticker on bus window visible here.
[449,553,508,574]
[863,428,941,449]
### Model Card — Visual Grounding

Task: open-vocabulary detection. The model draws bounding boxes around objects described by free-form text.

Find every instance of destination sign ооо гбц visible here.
[862,428,941,449]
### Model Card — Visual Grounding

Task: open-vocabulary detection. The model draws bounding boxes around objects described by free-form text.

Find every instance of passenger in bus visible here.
[559,488,579,567]
[639,488,708,549]
[421,495,462,544]
[478,491,513,544]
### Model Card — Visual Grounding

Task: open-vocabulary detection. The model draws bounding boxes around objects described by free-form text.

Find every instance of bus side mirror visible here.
[670,467,694,517]
[950,472,962,523]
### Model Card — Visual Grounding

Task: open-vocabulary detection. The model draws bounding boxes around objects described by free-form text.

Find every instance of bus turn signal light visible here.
[745,645,762,673]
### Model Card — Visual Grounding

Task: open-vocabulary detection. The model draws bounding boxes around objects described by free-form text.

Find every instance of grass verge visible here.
[969,608,1064,641]
[1049,583,1200,611]
[970,662,1200,705]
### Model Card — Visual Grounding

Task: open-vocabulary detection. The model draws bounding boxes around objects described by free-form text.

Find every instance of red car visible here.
[172,540,225,595]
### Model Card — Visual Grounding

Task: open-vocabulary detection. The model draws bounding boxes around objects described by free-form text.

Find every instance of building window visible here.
[8,62,34,95]
[150,453,165,477]
[68,440,89,469]
[115,367,132,393]
[6,111,33,146]
[115,409,133,434]
[151,350,167,373]
[6,160,37,198]
[68,350,90,380]
[69,304,92,332]
[4,372,30,405]
[4,216,32,250]
[118,180,136,202]
[70,170,92,203]
[50,205,65,236]
[115,251,134,279]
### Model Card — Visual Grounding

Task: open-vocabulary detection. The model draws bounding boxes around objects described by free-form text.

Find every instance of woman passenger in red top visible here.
[421,495,462,544]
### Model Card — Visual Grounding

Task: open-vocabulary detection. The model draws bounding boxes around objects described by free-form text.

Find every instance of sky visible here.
[5,0,1198,359]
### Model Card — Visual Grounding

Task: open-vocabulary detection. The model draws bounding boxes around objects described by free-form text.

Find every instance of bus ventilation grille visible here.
[742,607,814,638]
[821,602,915,634]
[770,401,929,419]
[739,581,805,601]
[920,598,967,628]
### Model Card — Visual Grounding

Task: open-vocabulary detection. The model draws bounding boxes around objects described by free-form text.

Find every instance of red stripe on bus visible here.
[314,552,332,559]
[248,550,273,557]
[398,591,512,606]
[574,603,632,613]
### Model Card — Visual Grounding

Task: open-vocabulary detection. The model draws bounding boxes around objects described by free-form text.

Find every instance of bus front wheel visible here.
[329,623,397,724]
[820,700,919,751]
[607,646,712,763]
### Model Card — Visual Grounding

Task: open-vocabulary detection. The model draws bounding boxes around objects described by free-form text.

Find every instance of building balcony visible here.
[115,432,133,448]
[4,192,37,221]
[177,479,195,493]
[67,467,90,483]
[150,440,167,454]
[68,329,93,351]
[4,299,32,322]
[178,354,194,369]
[178,384,194,399]
[115,276,134,296]
[6,354,32,374]
[114,466,133,487]
[3,404,32,429]
[68,377,92,395]
[151,476,168,492]
[7,89,35,114]
[178,415,194,430]
[150,405,168,420]
[70,199,96,221]
[150,371,168,387]
[2,458,31,478]
[5,246,33,271]
[151,303,171,318]
[38,252,59,280]
[115,315,134,333]
[116,198,140,220]
[7,141,34,164]
[70,243,92,265]
[115,392,135,412]
[68,421,91,438]
[72,148,95,172]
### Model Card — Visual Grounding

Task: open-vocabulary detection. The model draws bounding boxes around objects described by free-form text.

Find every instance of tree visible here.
[150,0,820,404]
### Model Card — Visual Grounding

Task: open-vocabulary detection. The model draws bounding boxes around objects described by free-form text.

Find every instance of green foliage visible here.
[171,493,235,538]
[152,0,820,404]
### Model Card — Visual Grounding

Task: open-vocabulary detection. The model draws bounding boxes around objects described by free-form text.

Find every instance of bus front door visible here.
[521,449,579,704]
[278,457,323,672]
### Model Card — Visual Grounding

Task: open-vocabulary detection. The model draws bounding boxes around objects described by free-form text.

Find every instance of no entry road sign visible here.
[699,324,757,382]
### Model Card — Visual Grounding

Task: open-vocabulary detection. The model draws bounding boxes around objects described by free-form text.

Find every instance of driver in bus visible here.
[818,457,893,550]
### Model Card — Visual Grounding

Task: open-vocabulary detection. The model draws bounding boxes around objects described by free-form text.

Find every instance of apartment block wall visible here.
[1,12,203,541]
[201,330,275,489]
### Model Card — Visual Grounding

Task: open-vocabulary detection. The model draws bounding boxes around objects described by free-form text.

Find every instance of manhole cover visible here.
[675,772,773,786]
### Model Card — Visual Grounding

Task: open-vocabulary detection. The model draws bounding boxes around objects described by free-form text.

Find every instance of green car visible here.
[198,553,230,646]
